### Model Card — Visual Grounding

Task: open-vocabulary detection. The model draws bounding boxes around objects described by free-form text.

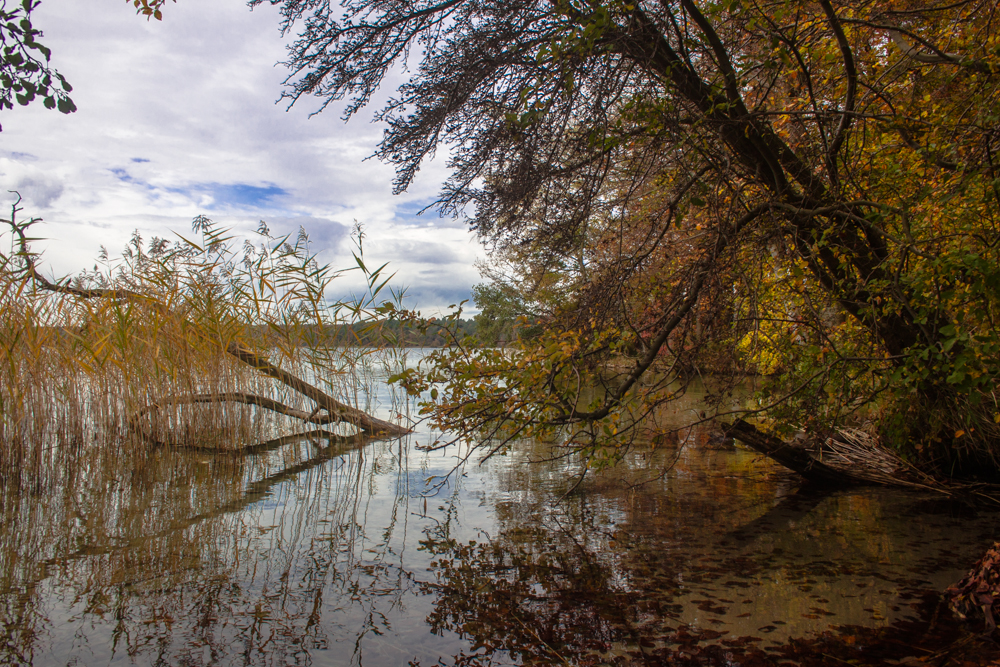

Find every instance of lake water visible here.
[0,350,995,665]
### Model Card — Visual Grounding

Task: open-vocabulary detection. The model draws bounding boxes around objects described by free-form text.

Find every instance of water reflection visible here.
[0,358,996,666]
[0,427,470,666]
[424,443,996,665]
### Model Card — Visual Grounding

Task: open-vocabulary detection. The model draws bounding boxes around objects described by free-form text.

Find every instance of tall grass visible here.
[0,198,407,486]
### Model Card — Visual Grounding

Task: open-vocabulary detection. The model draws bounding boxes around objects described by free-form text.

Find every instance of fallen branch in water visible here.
[224,343,406,436]
[722,419,859,486]
[130,391,407,446]
[723,419,999,503]
[726,419,1000,635]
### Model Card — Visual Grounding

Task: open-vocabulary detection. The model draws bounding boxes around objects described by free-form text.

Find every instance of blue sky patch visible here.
[393,197,438,223]
[110,167,137,183]
[198,182,288,210]
[163,182,290,211]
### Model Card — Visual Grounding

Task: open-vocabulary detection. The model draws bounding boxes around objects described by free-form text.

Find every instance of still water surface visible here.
[0,353,994,665]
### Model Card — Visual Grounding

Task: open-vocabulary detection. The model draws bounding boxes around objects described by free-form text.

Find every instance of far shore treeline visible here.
[34,319,484,349]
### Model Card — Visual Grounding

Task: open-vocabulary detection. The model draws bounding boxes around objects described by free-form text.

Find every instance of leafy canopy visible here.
[0,0,74,125]
[261,0,1000,475]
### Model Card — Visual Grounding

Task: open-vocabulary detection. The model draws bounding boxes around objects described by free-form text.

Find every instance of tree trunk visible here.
[722,419,861,486]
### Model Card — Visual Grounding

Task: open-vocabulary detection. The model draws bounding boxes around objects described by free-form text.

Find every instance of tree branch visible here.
[818,0,857,185]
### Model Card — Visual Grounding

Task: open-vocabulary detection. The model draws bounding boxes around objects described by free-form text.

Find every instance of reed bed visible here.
[0,201,404,487]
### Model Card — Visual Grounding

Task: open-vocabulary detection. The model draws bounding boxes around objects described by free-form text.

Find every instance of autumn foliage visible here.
[259,0,1000,477]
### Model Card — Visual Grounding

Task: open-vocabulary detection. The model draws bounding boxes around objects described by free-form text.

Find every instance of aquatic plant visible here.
[0,196,407,484]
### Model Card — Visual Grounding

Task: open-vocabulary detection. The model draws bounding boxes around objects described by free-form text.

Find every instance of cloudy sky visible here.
[0,0,483,314]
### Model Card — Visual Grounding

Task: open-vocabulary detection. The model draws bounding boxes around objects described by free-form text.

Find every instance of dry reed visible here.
[816,427,1000,503]
[0,199,406,487]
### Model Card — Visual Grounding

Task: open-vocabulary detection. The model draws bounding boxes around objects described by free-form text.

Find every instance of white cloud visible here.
[0,157,65,208]
[0,0,480,312]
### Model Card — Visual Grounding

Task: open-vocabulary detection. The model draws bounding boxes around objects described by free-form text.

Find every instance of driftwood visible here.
[7,213,410,441]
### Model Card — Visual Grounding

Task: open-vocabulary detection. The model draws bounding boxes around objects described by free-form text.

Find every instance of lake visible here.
[0,350,994,665]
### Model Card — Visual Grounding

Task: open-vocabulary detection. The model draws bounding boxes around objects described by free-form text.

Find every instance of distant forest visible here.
[301,318,480,348]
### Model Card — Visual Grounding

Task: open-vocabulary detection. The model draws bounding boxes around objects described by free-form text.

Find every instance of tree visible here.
[0,0,180,130]
[0,0,75,128]
[470,243,563,345]
[261,0,1000,478]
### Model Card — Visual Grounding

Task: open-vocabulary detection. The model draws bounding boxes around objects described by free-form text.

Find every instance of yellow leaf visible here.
[955,430,965,438]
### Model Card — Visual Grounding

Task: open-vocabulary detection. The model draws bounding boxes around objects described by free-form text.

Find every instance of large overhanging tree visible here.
[259,0,1000,479]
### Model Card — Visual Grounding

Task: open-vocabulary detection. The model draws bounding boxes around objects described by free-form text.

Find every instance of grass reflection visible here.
[0,427,431,666]
[1,367,999,666]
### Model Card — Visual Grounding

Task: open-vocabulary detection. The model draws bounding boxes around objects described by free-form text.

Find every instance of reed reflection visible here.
[0,428,437,666]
